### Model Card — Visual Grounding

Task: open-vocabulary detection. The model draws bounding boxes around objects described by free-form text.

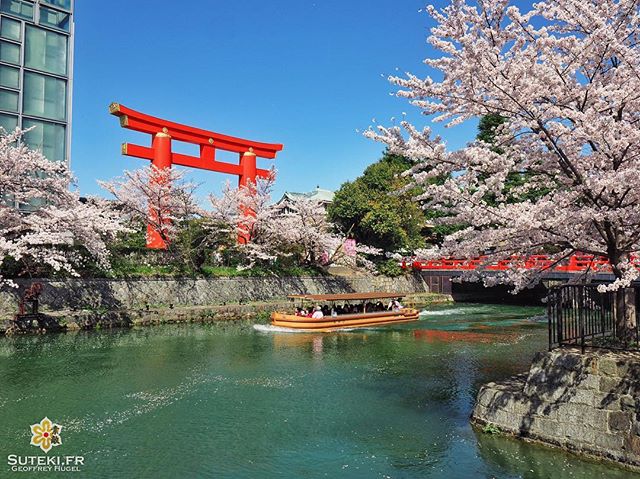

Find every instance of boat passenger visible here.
[311,306,324,319]
[295,307,304,316]
[392,299,403,312]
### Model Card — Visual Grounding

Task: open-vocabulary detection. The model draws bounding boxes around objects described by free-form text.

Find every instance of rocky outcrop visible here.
[472,349,640,470]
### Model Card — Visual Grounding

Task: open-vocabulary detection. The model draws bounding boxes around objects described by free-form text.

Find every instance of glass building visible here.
[0,0,73,166]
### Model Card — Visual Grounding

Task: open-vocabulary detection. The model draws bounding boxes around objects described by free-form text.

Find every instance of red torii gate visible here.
[109,103,283,249]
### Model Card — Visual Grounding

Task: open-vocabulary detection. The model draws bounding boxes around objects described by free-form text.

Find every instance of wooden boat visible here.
[270,292,420,332]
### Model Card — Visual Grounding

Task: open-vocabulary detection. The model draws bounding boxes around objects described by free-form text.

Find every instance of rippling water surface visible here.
[0,303,636,478]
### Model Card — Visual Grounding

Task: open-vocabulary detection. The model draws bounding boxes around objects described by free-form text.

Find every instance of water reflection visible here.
[475,427,635,479]
[413,328,521,344]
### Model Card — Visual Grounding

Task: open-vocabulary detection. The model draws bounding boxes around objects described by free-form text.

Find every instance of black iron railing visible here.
[547,284,640,352]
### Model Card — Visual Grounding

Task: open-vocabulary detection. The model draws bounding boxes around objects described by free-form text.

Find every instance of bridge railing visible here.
[408,253,640,273]
[547,284,640,352]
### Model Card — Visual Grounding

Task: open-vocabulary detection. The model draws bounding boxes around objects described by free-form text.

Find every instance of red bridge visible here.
[406,254,640,274]
[404,254,635,299]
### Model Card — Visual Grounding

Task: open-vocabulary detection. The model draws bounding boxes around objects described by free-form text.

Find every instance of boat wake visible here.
[422,307,479,316]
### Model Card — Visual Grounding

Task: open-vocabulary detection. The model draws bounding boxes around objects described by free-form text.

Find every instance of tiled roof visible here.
[277,188,335,204]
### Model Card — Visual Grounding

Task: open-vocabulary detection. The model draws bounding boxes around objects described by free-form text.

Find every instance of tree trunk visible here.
[614,287,637,344]
[609,249,637,343]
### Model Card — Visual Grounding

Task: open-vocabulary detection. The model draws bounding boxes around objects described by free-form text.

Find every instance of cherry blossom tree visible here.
[0,129,127,285]
[208,172,279,264]
[99,165,200,247]
[208,172,381,269]
[366,0,640,336]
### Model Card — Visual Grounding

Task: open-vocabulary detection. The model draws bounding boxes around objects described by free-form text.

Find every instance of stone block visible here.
[599,358,618,377]
[530,417,562,438]
[472,407,487,421]
[608,411,632,433]
[561,423,589,441]
[624,434,640,458]
[571,389,595,405]
[578,409,610,430]
[477,388,497,407]
[580,374,601,391]
[600,376,625,394]
[491,410,518,428]
[593,432,624,451]
[620,395,637,411]
[511,400,534,415]
[564,403,591,418]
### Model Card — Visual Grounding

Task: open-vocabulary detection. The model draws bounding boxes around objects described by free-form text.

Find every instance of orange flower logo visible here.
[30,418,62,453]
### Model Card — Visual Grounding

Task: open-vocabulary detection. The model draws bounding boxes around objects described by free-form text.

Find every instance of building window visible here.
[23,118,65,161]
[0,111,16,132]
[25,25,67,76]
[0,87,18,111]
[39,6,70,32]
[23,71,66,120]
[41,0,70,11]
[0,16,21,41]
[0,64,19,88]
[0,39,20,64]
[0,0,34,20]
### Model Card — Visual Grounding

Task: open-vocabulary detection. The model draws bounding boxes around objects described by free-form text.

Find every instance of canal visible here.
[0,303,636,478]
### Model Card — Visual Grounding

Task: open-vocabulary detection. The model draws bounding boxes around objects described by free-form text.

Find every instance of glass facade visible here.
[0,64,19,88]
[0,0,34,20]
[0,16,21,40]
[25,25,67,74]
[23,71,66,120]
[0,39,19,63]
[41,0,69,10]
[39,5,68,31]
[0,0,73,165]
[23,117,64,161]
[0,111,16,130]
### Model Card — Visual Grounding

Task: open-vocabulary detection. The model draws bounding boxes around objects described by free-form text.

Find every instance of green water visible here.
[0,303,636,478]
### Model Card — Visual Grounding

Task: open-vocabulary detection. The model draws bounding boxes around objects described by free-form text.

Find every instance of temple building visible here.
[0,0,74,165]
[275,186,335,214]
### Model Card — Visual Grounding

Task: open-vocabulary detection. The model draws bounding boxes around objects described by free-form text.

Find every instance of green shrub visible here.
[482,423,501,435]
[376,258,405,277]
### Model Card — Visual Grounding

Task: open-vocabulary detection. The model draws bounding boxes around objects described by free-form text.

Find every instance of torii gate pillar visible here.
[147,132,173,249]
[239,149,257,188]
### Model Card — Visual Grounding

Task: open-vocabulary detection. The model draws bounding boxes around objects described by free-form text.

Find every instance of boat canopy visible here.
[288,292,406,302]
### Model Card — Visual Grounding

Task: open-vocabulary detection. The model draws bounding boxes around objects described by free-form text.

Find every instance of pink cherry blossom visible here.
[1,129,128,285]
[366,0,640,293]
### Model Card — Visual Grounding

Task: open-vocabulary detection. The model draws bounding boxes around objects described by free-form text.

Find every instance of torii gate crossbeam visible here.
[109,103,283,248]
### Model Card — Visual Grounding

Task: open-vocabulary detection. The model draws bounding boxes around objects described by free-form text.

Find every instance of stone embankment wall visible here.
[472,349,640,470]
[0,274,432,316]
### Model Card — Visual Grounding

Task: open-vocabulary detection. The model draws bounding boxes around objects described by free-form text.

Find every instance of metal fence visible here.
[547,284,640,352]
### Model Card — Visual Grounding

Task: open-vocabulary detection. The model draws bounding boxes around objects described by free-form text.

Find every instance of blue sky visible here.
[71,0,478,203]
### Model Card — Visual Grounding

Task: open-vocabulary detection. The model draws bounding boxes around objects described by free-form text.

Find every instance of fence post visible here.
[600,292,606,339]
[558,287,564,346]
[579,286,585,353]
[548,288,553,351]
